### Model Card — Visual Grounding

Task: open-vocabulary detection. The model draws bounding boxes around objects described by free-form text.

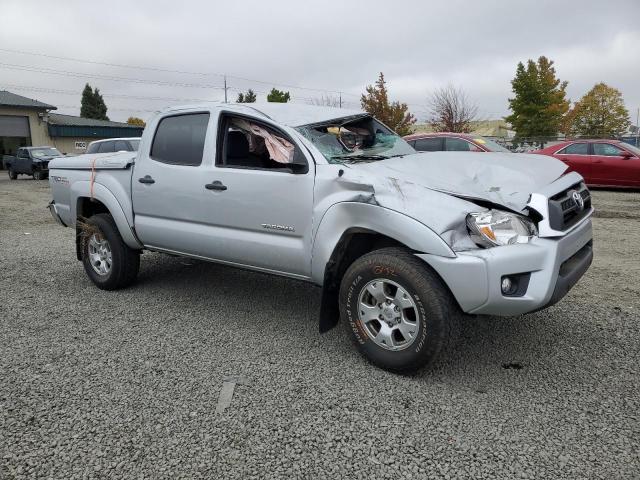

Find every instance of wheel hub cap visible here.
[87,234,112,276]
[357,279,420,351]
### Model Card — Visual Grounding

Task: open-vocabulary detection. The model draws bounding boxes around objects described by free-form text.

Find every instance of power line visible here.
[54,104,158,113]
[0,47,360,97]
[0,63,226,89]
[0,47,208,76]
[1,83,219,103]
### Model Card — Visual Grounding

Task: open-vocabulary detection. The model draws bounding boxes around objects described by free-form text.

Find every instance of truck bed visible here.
[48,151,137,228]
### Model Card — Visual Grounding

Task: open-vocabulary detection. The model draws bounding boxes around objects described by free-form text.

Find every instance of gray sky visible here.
[1,0,638,123]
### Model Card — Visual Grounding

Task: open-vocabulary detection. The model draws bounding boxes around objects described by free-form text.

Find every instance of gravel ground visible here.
[1,175,639,479]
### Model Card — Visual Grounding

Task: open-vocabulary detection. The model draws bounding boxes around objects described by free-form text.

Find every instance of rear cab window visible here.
[558,143,588,155]
[150,113,210,166]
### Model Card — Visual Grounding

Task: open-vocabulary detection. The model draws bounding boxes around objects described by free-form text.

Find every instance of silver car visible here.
[48,103,593,372]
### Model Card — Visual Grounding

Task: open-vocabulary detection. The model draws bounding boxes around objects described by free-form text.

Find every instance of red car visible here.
[533,140,640,188]
[403,132,511,153]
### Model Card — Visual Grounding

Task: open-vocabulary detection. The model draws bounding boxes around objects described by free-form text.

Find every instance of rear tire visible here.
[8,168,17,180]
[81,213,140,290]
[339,247,460,373]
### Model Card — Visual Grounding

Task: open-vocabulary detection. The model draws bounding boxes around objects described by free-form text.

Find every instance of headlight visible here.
[466,210,537,247]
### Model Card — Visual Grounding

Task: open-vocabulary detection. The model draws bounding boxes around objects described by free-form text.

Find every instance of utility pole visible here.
[224,75,228,103]
[339,92,342,108]
[636,107,639,147]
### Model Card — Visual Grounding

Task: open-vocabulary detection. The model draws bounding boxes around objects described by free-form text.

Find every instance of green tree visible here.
[80,83,109,120]
[126,117,146,127]
[267,88,290,103]
[505,56,569,138]
[236,89,257,103]
[564,82,630,137]
[360,72,416,136]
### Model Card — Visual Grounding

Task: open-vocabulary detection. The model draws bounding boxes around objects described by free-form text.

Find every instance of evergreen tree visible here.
[505,56,569,138]
[80,83,109,120]
[236,89,257,103]
[360,72,416,136]
[267,88,290,103]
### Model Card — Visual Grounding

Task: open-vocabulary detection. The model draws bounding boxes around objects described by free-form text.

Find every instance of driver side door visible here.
[15,149,30,173]
[591,143,640,187]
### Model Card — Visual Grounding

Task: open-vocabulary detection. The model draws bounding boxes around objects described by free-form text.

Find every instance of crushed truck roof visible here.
[166,102,365,127]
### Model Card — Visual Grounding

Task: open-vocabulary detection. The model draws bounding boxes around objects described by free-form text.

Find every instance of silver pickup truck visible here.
[48,103,593,372]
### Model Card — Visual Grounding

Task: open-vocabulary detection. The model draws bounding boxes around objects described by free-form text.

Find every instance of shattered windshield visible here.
[31,148,61,158]
[296,115,415,163]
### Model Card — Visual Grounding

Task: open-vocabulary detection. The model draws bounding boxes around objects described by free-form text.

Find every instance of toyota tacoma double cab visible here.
[48,103,594,372]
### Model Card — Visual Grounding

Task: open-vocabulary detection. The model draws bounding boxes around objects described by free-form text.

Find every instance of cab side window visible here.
[593,143,624,156]
[86,143,100,154]
[445,138,482,152]
[414,137,443,152]
[558,143,588,155]
[150,113,210,166]
[98,141,114,153]
[216,115,307,174]
[114,140,130,152]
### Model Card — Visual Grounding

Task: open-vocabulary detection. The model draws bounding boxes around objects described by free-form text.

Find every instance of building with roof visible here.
[0,90,144,159]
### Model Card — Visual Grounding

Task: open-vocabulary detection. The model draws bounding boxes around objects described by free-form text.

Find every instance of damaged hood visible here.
[347,152,568,212]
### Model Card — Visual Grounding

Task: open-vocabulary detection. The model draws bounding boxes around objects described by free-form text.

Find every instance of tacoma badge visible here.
[261,223,295,232]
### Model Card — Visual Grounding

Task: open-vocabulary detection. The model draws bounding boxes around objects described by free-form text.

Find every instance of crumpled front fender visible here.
[310,201,454,285]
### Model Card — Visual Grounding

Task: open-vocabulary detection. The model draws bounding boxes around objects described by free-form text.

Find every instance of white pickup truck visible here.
[48,103,593,372]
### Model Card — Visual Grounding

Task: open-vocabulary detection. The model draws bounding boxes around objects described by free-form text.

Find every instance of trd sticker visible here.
[50,176,69,185]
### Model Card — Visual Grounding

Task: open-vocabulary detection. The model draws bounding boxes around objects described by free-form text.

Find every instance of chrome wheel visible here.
[358,279,420,351]
[87,234,112,276]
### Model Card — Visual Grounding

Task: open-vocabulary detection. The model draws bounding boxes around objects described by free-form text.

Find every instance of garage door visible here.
[0,115,30,137]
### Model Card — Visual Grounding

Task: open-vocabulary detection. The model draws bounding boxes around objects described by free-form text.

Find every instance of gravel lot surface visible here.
[1,175,639,479]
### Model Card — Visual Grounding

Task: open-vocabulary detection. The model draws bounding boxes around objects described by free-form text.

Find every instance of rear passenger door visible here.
[554,142,592,183]
[132,112,213,257]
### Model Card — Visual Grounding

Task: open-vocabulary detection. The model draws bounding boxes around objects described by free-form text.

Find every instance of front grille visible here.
[548,183,591,231]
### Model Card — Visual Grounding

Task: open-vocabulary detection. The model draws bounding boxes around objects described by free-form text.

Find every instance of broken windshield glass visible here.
[296,115,415,164]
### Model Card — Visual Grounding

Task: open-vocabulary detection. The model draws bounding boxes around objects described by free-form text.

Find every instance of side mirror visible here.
[621,151,633,159]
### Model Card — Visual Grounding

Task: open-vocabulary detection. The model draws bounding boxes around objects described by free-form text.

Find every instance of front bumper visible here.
[417,217,593,316]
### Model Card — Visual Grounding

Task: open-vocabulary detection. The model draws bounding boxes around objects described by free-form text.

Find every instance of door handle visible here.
[138,175,155,184]
[593,160,604,164]
[205,180,227,191]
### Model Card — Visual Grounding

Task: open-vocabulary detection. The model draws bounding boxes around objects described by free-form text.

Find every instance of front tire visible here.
[33,170,46,180]
[8,168,17,180]
[81,214,140,290]
[339,247,459,373]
